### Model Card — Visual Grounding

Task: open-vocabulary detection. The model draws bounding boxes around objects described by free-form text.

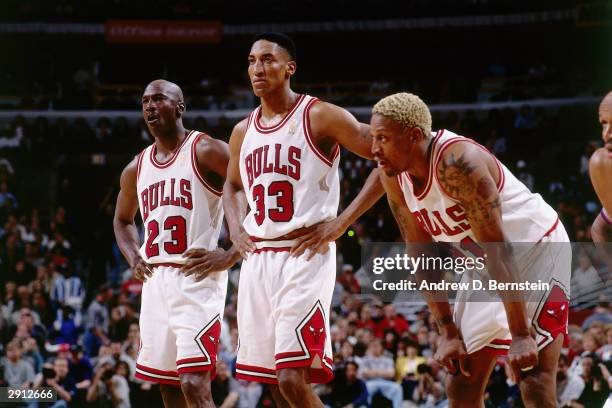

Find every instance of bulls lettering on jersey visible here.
[399,130,559,243]
[137,130,224,264]
[239,94,340,239]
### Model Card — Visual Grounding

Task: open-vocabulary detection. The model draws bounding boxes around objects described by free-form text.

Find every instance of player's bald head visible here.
[600,91,612,110]
[143,79,184,103]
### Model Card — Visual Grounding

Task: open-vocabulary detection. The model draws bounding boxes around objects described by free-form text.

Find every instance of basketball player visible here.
[590,91,612,242]
[371,93,571,407]
[224,33,383,407]
[114,80,239,408]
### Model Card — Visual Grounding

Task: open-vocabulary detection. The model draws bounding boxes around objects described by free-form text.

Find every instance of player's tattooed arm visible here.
[436,145,502,235]
[436,143,536,371]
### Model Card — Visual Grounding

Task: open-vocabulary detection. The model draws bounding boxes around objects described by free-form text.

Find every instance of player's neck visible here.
[153,125,188,154]
[259,87,299,117]
[406,139,433,182]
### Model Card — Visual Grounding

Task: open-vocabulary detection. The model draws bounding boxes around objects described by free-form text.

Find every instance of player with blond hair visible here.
[371,92,571,407]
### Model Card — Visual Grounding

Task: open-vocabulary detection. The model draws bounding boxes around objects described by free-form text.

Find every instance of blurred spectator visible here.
[2,340,35,388]
[396,341,427,397]
[557,353,584,407]
[211,359,239,407]
[412,363,445,407]
[359,338,403,408]
[33,357,77,408]
[326,361,368,407]
[575,353,609,407]
[86,360,131,408]
[84,284,111,357]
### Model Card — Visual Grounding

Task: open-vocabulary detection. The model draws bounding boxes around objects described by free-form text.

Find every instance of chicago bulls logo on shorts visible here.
[534,284,569,347]
[194,314,222,365]
[299,302,327,356]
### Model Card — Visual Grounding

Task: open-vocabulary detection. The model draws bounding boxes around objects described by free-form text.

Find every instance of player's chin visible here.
[381,165,399,177]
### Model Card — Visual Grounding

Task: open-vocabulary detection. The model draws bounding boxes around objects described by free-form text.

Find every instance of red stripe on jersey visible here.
[254,94,305,134]
[414,130,443,200]
[303,98,336,167]
[149,130,195,169]
[136,150,145,182]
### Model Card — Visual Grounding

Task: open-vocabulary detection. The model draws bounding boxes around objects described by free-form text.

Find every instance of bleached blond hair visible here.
[372,92,432,137]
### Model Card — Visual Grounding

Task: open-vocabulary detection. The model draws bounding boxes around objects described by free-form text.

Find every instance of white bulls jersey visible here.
[239,94,340,239]
[136,130,224,264]
[399,129,559,243]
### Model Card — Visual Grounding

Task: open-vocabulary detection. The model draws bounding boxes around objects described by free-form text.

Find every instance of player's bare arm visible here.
[436,141,538,379]
[223,119,256,258]
[291,102,385,259]
[181,135,241,280]
[113,157,153,281]
[589,147,612,242]
[381,171,470,377]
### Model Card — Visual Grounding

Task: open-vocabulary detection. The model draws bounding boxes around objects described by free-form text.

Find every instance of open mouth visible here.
[147,116,159,124]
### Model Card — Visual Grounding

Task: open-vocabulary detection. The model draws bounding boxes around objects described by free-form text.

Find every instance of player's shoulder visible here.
[307,99,349,119]
[590,147,612,169]
[436,134,483,165]
[193,130,229,161]
[120,155,140,189]
[231,117,250,138]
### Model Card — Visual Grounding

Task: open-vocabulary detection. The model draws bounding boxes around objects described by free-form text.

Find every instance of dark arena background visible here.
[0,1,610,407]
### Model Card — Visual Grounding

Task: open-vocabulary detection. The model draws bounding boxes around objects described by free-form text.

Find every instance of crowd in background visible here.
[0,93,609,407]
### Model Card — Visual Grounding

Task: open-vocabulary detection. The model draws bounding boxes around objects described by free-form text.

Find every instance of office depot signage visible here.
[105,20,222,44]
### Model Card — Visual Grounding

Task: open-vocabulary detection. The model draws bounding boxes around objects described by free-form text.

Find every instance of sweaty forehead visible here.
[600,93,612,116]
[250,40,290,59]
[143,82,181,100]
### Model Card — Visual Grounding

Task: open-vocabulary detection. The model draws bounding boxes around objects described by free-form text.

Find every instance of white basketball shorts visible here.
[235,241,336,384]
[455,219,571,355]
[135,264,227,386]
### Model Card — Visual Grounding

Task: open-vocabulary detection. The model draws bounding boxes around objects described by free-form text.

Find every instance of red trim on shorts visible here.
[303,97,339,167]
[274,354,334,384]
[136,364,178,377]
[177,365,214,375]
[537,218,560,243]
[191,132,223,197]
[135,371,181,386]
[176,357,210,365]
[135,364,181,386]
[254,94,305,134]
[149,130,195,169]
[150,262,183,268]
[253,247,291,254]
[482,347,510,356]
[235,373,278,384]
[235,363,278,384]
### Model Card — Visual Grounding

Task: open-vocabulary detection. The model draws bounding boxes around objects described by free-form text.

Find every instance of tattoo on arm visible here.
[437,153,501,229]
[389,199,412,242]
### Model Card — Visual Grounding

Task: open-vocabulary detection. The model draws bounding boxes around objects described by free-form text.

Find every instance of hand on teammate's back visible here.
[290,219,346,260]
[507,335,538,383]
[181,248,235,281]
[131,257,154,282]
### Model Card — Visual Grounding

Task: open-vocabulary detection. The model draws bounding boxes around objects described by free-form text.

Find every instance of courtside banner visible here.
[104,20,222,44]
[359,242,610,304]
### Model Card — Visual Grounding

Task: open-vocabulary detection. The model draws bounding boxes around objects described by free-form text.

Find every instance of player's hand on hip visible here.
[181,248,230,281]
[230,231,255,258]
[507,335,538,382]
[290,219,345,260]
[132,258,154,282]
[434,335,470,377]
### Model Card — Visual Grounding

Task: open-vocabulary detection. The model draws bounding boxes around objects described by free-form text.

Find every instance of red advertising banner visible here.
[104,20,222,44]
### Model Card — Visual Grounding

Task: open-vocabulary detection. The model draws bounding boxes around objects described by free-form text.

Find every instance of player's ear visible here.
[286,61,296,79]
[176,102,186,117]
